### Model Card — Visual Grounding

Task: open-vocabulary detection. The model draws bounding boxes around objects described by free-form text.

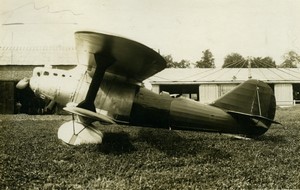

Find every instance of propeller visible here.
[16,77,30,90]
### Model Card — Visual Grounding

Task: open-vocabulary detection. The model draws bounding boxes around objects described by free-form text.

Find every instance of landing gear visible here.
[58,116,103,145]
[59,48,114,145]
[59,105,116,145]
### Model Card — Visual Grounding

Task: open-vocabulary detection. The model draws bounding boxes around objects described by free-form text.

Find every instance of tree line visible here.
[164,50,300,68]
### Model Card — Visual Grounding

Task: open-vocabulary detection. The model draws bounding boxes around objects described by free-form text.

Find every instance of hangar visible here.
[1,46,300,113]
[149,68,300,107]
[0,46,76,114]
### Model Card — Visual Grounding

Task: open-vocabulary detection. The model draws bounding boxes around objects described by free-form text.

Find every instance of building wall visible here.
[200,83,295,107]
[274,84,293,106]
[151,84,160,94]
[199,84,237,104]
[155,82,295,107]
[199,84,218,104]
[0,65,76,81]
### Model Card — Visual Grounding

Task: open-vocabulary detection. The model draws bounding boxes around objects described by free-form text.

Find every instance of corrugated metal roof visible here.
[0,46,77,65]
[150,68,300,84]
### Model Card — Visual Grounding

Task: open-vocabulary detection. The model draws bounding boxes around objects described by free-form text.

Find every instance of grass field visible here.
[1,106,300,189]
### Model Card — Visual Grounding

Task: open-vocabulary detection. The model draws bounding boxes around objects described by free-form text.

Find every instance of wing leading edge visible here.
[75,31,166,82]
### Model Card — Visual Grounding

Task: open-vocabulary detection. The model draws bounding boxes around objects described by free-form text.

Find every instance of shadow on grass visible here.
[97,132,136,155]
[136,128,232,160]
[95,127,232,162]
[254,134,287,143]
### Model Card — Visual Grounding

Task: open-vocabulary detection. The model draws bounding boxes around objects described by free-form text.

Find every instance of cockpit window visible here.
[44,71,49,76]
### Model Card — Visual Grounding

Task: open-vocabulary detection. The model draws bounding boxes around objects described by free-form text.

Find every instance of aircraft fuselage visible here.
[29,66,269,137]
[130,87,241,133]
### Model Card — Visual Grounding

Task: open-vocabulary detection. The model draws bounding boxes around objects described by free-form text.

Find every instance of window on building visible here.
[159,84,199,101]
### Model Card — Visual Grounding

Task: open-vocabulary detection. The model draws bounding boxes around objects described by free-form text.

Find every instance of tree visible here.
[173,59,191,68]
[195,49,215,68]
[250,57,276,68]
[162,54,190,68]
[222,53,247,68]
[223,53,277,68]
[162,54,174,68]
[279,51,300,68]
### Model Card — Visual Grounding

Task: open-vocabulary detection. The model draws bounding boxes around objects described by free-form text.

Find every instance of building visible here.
[1,46,300,113]
[0,46,77,114]
[149,68,300,107]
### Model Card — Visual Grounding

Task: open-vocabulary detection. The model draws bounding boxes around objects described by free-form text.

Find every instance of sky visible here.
[1,0,300,67]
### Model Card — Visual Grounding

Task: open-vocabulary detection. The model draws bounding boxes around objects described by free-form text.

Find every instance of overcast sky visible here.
[1,0,299,67]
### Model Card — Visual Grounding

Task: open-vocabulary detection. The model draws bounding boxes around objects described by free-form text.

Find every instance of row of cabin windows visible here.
[37,71,72,78]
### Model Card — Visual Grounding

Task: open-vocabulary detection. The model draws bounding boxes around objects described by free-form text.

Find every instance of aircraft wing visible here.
[75,31,166,82]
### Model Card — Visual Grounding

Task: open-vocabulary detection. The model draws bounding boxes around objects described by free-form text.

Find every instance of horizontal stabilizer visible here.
[227,111,281,125]
[63,106,115,124]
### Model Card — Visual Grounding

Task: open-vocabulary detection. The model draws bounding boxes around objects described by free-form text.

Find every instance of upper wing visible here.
[75,31,166,82]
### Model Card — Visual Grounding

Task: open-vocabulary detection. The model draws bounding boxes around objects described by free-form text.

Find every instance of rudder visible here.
[211,79,276,125]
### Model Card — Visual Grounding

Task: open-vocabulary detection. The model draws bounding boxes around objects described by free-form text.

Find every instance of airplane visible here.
[16,31,280,145]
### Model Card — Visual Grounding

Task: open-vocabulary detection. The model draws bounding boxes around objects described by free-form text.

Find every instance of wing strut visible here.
[77,53,115,112]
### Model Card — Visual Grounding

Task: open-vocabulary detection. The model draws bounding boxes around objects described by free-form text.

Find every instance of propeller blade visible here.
[16,78,29,89]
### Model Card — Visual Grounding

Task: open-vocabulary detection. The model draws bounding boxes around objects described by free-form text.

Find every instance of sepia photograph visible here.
[1,0,300,189]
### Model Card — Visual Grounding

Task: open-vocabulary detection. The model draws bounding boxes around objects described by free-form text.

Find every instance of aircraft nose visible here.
[16,77,30,90]
[29,77,39,94]
[29,67,42,94]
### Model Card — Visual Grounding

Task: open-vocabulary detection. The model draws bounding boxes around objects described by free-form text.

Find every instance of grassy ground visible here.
[1,107,300,189]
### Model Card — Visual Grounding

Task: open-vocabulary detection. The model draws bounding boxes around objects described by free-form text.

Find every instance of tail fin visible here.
[211,80,278,136]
